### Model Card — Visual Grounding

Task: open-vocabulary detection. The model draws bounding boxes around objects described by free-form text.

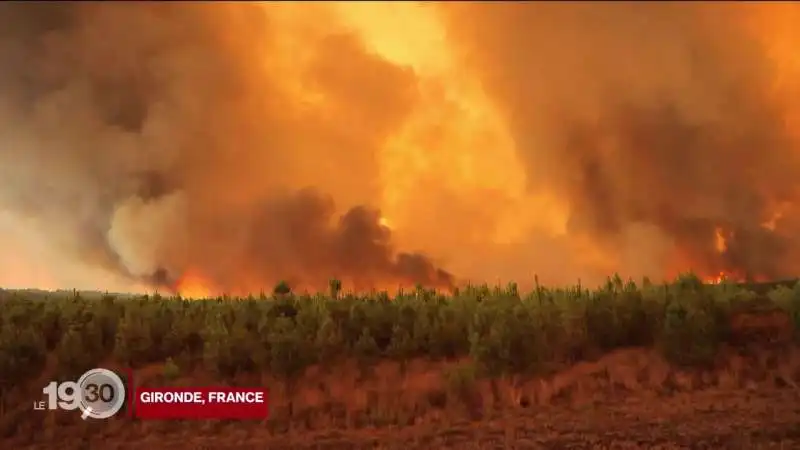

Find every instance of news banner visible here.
[33,368,269,420]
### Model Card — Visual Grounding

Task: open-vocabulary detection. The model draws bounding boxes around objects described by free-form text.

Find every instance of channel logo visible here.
[34,367,270,420]
[35,368,127,420]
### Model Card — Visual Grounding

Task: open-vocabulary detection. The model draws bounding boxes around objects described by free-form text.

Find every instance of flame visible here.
[713,227,727,254]
[705,271,727,284]
[748,4,800,144]
[702,270,771,285]
[331,2,573,259]
[378,215,393,229]
[4,4,798,294]
[175,270,215,299]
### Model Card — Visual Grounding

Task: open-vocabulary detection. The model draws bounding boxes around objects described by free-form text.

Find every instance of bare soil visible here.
[3,344,800,449]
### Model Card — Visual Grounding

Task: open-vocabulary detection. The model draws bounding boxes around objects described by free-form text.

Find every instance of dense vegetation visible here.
[1,274,799,401]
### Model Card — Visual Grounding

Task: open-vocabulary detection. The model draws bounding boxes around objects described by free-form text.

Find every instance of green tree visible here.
[273,280,292,296]
[329,278,342,299]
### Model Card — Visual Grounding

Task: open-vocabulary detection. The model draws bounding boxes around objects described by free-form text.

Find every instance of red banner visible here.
[134,387,269,420]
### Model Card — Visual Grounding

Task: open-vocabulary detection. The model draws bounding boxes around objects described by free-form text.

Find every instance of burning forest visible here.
[0,3,799,294]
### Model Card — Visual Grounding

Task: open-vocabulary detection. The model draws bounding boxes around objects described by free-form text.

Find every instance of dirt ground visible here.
[3,346,800,449]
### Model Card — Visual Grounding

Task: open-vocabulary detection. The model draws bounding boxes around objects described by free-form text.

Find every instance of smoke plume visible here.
[1,3,799,293]
[438,2,800,281]
[0,3,451,293]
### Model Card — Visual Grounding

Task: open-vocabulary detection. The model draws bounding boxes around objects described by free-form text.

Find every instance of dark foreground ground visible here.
[6,388,800,449]
[4,347,800,450]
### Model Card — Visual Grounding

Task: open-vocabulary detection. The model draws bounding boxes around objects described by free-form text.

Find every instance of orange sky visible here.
[1,3,799,295]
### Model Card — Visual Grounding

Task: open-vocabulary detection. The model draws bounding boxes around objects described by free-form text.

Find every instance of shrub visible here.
[0,276,796,393]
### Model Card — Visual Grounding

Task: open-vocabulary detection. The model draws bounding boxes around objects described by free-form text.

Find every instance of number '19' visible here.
[42,381,81,410]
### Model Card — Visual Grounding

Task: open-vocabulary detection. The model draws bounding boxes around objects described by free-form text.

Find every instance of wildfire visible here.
[702,271,768,285]
[713,227,727,253]
[175,270,216,299]
[378,215,393,229]
[706,271,727,284]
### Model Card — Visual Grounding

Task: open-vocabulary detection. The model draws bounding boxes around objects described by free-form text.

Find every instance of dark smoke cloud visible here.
[0,3,452,292]
[238,189,453,291]
[438,2,800,279]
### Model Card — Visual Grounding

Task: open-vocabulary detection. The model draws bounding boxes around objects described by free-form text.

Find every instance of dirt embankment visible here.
[3,341,800,450]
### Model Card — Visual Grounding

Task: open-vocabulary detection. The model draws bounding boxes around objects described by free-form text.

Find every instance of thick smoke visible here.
[2,3,799,293]
[0,3,452,293]
[438,2,800,280]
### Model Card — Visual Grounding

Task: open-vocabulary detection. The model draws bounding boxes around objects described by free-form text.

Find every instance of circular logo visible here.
[76,368,126,420]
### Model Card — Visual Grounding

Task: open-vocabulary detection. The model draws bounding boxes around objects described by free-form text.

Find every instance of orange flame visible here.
[705,271,727,284]
[175,270,216,299]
